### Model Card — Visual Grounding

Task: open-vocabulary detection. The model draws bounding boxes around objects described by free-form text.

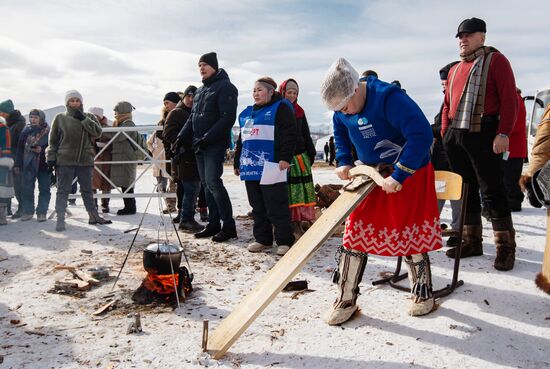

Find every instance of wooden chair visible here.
[372,170,468,298]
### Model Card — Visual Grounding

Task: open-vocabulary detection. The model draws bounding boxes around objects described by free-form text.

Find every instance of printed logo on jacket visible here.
[238,101,283,181]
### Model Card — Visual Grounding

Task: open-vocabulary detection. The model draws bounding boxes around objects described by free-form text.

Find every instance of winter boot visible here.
[101,198,110,213]
[326,248,367,325]
[492,216,516,271]
[446,223,483,258]
[88,209,113,225]
[404,253,435,316]
[117,198,136,215]
[212,224,238,242]
[0,204,7,225]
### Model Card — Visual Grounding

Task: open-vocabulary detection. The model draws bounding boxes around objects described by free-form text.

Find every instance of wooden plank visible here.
[207,175,377,359]
[92,299,118,316]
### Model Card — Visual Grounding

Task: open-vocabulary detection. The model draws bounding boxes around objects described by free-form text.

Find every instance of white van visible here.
[524,87,550,157]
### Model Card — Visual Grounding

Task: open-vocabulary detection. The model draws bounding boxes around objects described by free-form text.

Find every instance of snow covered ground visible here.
[1,165,549,369]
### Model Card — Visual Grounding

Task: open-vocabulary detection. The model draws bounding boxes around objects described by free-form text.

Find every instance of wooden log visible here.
[535,208,550,294]
[206,167,378,359]
[54,265,100,285]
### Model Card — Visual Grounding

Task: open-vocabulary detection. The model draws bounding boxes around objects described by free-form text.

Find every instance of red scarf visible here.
[279,79,305,120]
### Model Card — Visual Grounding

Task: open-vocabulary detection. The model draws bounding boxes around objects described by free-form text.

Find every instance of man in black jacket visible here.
[177,52,238,242]
[0,99,26,218]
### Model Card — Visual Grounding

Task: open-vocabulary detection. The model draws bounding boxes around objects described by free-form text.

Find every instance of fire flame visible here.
[144,273,179,295]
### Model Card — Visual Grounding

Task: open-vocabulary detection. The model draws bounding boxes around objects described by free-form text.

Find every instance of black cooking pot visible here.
[143,243,183,275]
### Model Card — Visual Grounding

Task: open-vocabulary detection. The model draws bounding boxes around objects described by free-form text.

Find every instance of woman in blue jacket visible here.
[320,58,442,324]
[234,77,298,256]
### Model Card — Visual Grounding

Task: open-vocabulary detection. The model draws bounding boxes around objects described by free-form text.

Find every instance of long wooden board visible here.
[207,169,380,359]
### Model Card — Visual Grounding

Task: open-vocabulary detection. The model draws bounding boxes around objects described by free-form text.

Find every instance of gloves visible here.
[47,161,56,172]
[73,109,86,121]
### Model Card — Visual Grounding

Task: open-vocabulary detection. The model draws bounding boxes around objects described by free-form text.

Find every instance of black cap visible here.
[439,61,460,80]
[183,85,197,97]
[163,92,181,104]
[456,17,486,37]
[198,52,218,70]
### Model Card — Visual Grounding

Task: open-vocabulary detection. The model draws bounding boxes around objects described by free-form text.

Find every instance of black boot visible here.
[492,216,516,271]
[101,198,110,213]
[194,223,221,238]
[117,198,136,215]
[212,224,238,242]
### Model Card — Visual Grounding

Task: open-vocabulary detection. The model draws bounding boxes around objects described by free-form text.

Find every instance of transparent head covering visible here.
[320,58,359,111]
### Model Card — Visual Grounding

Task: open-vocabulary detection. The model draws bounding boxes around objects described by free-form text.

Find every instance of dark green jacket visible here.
[46,107,102,166]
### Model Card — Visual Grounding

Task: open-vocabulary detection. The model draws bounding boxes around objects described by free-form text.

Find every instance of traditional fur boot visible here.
[492,216,516,271]
[0,204,7,225]
[404,253,435,316]
[326,248,367,325]
[88,209,113,225]
[446,223,483,258]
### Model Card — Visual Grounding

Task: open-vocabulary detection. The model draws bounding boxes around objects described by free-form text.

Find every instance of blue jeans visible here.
[22,169,51,215]
[195,146,235,228]
[178,180,200,221]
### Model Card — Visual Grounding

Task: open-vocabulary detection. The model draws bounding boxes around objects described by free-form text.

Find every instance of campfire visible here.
[132,267,193,305]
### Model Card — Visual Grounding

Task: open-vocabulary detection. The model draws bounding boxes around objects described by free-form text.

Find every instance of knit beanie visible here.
[198,52,218,70]
[88,107,104,119]
[0,99,15,114]
[183,85,198,96]
[320,58,359,111]
[65,90,83,105]
[163,92,181,104]
[113,101,135,114]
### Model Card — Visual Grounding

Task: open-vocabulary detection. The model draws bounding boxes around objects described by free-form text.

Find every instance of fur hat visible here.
[0,99,15,114]
[198,52,218,70]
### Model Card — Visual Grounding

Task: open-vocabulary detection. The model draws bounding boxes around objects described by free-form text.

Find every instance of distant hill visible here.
[25,106,160,126]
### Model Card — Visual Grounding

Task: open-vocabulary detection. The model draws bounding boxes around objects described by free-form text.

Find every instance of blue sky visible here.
[1,0,549,130]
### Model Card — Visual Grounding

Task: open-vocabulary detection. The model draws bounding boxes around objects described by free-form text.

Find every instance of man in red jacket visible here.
[442,17,519,271]
[502,88,527,212]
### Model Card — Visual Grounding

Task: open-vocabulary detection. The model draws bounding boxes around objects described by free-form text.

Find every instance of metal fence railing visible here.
[68,125,176,200]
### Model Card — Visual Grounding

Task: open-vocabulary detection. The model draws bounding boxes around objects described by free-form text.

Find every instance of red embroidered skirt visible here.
[343,163,442,256]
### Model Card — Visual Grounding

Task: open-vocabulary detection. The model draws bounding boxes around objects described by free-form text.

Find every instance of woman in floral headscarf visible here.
[278,79,317,239]
[14,109,51,222]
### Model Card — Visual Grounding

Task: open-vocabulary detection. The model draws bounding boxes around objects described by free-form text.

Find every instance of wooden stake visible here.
[202,320,209,352]
[535,209,550,294]
[206,169,378,359]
